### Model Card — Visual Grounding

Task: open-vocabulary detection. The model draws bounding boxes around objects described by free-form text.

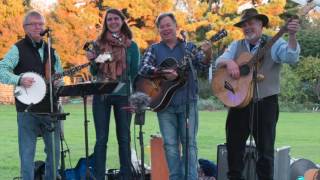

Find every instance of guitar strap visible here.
[43,44,56,81]
[45,58,51,81]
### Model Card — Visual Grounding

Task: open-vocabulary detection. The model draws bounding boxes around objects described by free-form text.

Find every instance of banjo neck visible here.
[51,50,112,81]
[52,61,92,81]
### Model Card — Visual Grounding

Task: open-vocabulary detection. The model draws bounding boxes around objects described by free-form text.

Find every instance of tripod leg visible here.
[42,119,60,180]
[83,96,96,180]
[60,125,66,180]
[139,125,145,180]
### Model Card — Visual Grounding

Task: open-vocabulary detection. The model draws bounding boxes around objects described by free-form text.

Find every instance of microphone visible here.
[129,92,150,113]
[129,92,151,125]
[112,32,122,42]
[40,28,51,36]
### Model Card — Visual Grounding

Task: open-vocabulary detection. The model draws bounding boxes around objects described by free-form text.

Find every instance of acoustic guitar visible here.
[134,29,227,112]
[211,2,317,108]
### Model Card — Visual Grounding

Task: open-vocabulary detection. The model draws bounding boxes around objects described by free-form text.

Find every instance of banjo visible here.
[14,52,112,105]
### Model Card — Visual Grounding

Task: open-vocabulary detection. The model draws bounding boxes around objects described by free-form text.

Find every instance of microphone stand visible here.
[45,28,58,180]
[135,111,146,180]
[244,37,267,180]
[58,100,71,180]
[245,64,258,180]
[43,29,70,180]
[182,39,197,180]
[60,133,66,180]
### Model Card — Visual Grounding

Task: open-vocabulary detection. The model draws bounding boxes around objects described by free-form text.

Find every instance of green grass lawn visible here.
[0,104,319,179]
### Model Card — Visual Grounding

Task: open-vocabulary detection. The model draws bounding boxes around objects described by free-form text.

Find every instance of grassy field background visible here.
[0,104,319,179]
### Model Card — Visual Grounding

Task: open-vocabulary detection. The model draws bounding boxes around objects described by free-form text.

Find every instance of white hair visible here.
[23,10,45,26]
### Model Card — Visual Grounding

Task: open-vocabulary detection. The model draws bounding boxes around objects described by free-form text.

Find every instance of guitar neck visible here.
[249,27,286,66]
[249,0,317,66]
[261,28,286,57]
[53,62,91,81]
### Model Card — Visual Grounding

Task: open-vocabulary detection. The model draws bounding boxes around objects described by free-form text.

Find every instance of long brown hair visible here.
[97,8,132,44]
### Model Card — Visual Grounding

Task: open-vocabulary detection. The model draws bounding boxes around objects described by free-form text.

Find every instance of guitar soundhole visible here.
[239,65,250,76]
[161,57,177,68]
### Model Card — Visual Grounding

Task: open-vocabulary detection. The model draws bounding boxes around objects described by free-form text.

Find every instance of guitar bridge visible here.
[224,81,235,94]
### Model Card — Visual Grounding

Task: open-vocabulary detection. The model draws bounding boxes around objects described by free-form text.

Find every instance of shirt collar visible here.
[25,35,43,49]
[159,38,184,49]
[244,37,263,52]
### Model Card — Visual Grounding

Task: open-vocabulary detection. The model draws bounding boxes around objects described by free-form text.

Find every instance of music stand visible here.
[57,81,120,180]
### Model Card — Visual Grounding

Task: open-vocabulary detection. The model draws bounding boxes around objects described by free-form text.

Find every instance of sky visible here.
[30,0,58,12]
[291,0,320,10]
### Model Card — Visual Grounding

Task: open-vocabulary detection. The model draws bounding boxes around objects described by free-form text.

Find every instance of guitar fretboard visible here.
[53,62,91,81]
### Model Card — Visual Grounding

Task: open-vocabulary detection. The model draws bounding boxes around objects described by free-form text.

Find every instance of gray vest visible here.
[235,38,281,99]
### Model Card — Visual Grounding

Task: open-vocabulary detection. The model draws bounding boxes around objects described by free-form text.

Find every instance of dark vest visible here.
[14,36,58,112]
[235,37,281,99]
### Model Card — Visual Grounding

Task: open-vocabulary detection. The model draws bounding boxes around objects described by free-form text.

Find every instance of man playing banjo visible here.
[0,10,63,180]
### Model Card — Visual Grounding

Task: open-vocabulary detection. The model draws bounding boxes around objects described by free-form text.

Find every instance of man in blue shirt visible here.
[215,8,300,180]
[0,10,63,180]
[139,12,212,180]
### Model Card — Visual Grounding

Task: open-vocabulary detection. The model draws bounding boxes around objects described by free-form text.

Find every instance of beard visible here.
[244,28,263,44]
[245,32,259,42]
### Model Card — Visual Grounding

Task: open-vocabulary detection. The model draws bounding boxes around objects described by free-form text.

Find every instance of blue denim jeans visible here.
[17,112,61,180]
[92,95,132,180]
[157,102,199,180]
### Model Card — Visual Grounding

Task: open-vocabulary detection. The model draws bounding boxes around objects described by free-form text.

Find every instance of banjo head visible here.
[14,72,47,105]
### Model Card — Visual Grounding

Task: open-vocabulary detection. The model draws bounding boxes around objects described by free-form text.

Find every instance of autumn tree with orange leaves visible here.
[0,0,314,82]
[45,0,101,81]
[0,0,25,57]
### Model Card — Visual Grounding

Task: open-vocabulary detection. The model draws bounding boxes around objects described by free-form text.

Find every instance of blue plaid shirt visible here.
[139,39,210,106]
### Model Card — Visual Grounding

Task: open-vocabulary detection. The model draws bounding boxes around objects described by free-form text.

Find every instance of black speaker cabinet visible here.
[217,144,290,180]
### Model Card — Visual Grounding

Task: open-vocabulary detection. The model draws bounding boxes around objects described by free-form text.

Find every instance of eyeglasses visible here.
[24,22,45,27]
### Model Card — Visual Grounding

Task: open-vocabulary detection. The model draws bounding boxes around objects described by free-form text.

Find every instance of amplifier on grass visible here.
[216,144,290,180]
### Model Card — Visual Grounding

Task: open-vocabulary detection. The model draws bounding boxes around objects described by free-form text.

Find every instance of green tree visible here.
[280,64,302,103]
[295,56,320,101]
[296,20,320,57]
[280,56,320,109]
